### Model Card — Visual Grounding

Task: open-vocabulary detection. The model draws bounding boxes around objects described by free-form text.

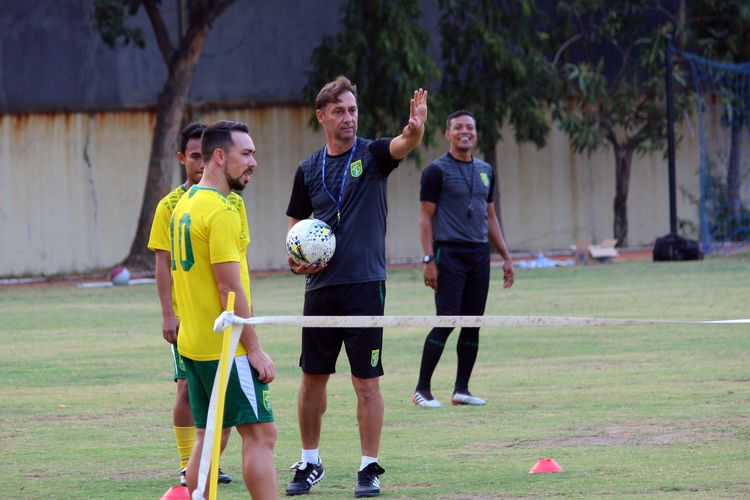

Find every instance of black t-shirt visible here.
[420,153,494,243]
[286,137,399,290]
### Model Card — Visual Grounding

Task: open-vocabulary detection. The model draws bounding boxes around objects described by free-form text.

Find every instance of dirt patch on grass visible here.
[2,408,161,425]
[25,471,62,482]
[474,415,750,450]
[537,427,721,446]
[436,496,528,500]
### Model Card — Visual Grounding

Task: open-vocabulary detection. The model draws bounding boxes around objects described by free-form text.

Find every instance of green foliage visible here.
[688,0,750,62]
[94,0,147,48]
[93,0,235,52]
[552,1,681,155]
[302,0,440,144]
[686,2,750,129]
[437,0,557,152]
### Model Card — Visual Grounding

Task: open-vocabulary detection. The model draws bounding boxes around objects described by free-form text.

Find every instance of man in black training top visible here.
[412,110,515,409]
[285,75,428,498]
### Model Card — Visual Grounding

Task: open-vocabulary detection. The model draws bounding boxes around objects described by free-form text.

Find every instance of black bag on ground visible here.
[653,234,704,261]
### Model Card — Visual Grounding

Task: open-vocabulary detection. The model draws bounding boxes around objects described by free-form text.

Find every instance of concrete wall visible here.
[1,112,154,276]
[497,121,701,250]
[0,108,702,277]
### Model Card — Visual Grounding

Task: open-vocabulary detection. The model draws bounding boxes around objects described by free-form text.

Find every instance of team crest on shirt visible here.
[262,390,271,411]
[480,172,490,187]
[370,349,380,367]
[350,159,363,177]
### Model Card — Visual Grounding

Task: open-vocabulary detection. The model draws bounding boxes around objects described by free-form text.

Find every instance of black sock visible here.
[416,327,454,391]
[454,327,479,393]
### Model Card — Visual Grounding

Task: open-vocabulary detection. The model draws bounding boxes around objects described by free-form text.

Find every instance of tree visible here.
[302,0,439,145]
[94,0,235,268]
[686,0,750,239]
[437,0,557,223]
[552,1,681,246]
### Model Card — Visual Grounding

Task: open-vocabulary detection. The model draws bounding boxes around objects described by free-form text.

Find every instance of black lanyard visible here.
[458,157,475,217]
[321,139,358,230]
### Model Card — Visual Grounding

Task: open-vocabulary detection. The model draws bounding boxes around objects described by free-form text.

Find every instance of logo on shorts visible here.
[350,159,363,178]
[370,349,380,367]
[262,390,271,411]
[480,172,490,188]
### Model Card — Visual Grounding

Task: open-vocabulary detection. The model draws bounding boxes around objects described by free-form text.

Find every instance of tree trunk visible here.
[726,118,742,239]
[612,144,634,247]
[123,28,210,269]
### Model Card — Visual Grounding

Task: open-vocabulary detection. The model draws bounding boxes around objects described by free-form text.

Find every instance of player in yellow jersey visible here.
[171,120,277,499]
[147,122,233,486]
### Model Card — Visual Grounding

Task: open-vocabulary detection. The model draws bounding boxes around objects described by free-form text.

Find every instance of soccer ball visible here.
[286,219,336,265]
[110,266,130,286]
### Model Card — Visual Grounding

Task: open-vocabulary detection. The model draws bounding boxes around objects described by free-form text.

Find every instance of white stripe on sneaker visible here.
[306,470,319,484]
[413,391,441,408]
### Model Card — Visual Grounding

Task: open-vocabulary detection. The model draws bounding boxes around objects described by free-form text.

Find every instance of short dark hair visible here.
[446,110,475,130]
[201,120,250,162]
[315,75,358,110]
[179,122,205,153]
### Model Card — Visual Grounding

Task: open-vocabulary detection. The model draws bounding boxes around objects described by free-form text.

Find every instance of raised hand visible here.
[407,88,428,131]
[390,88,429,159]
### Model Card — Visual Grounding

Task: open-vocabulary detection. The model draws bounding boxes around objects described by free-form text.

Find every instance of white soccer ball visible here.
[110,266,130,286]
[286,219,336,265]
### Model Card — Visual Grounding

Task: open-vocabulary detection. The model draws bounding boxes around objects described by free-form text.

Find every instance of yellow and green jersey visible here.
[148,185,188,315]
[149,185,188,253]
[148,184,249,320]
[170,185,251,361]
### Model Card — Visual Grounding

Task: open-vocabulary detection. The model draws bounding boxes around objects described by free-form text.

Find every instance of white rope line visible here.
[193,311,745,498]
[213,313,750,332]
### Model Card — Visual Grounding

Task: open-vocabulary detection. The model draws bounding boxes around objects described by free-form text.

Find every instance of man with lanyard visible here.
[285,75,428,498]
[412,110,515,409]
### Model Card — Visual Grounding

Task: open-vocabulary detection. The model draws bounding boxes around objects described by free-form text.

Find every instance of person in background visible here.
[412,110,514,409]
[147,122,233,486]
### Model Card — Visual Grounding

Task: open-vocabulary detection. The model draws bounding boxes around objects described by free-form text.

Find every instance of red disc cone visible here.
[529,458,564,473]
[160,485,190,499]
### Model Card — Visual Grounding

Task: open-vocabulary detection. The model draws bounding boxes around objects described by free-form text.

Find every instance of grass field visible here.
[1,256,749,499]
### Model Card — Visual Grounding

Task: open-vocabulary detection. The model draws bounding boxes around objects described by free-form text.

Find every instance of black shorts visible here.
[301,281,386,378]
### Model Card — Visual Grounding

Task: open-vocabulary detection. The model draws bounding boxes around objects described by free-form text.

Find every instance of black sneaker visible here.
[285,460,324,496]
[355,462,385,498]
[181,466,232,486]
[217,467,232,484]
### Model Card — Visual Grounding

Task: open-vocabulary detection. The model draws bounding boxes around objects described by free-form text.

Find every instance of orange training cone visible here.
[160,485,190,499]
[529,458,564,473]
